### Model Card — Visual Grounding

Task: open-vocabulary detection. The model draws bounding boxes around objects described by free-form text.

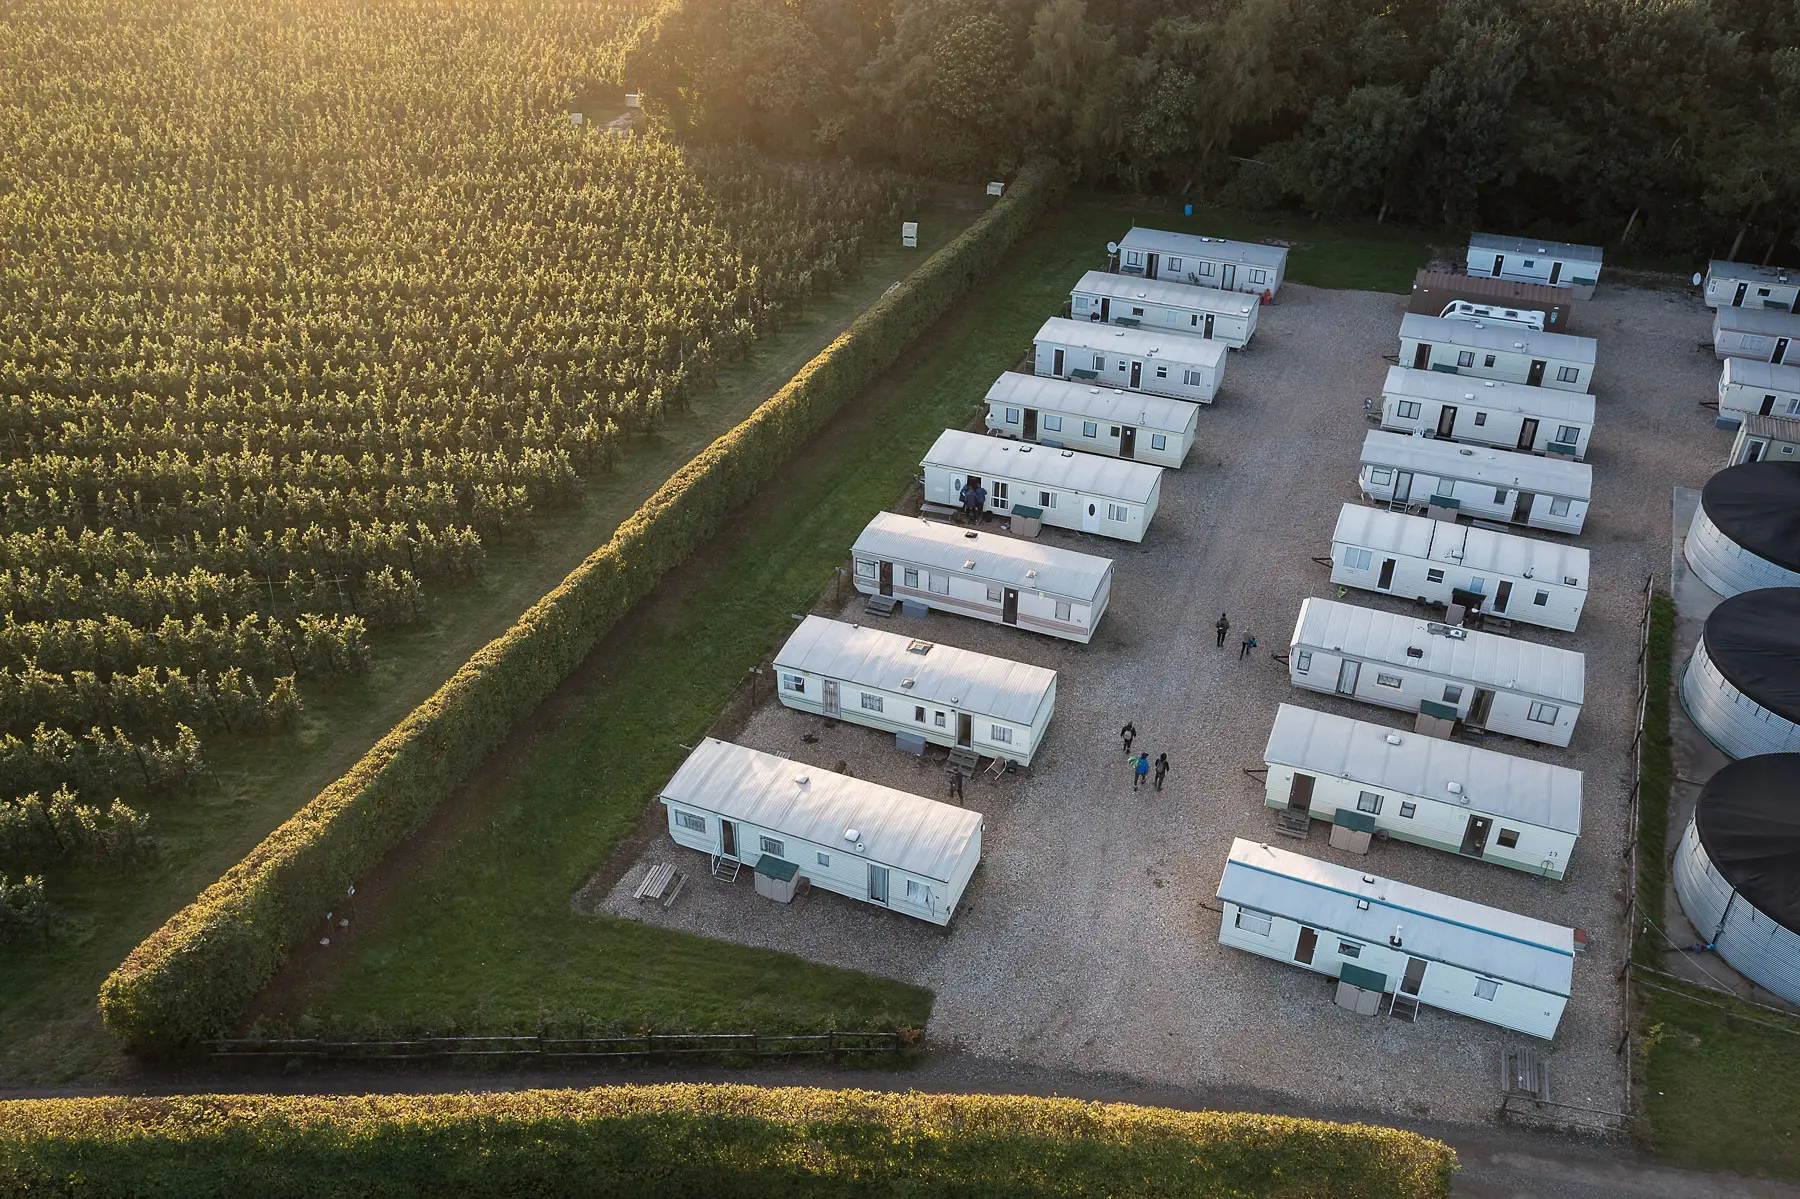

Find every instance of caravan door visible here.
[1204,312,1215,339]
[1490,254,1504,278]
[879,562,893,597]
[1412,343,1431,370]
[1221,263,1237,290]
[1548,261,1562,286]
[1129,361,1143,389]
[1336,659,1360,695]
[1023,408,1038,439]
[1082,501,1102,533]
[1776,337,1791,365]
[1511,491,1535,523]
[1517,418,1539,451]
[867,864,890,905]
[822,679,840,717]
[1002,588,1019,625]
[1119,426,1137,458]
[1053,348,1065,376]
[1377,558,1396,590]
[1527,359,1547,386]
[1459,815,1492,857]
[1734,282,1749,307]
[1436,406,1457,438]
[1393,472,1414,503]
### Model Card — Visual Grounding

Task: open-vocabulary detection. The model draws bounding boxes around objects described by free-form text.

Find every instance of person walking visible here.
[973,483,988,522]
[1239,632,1258,660]
[1215,612,1230,647]
[947,766,964,803]
[1153,752,1169,791]
[1120,721,1137,753]
[1132,752,1150,791]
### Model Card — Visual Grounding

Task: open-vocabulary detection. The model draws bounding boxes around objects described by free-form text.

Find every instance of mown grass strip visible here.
[1635,592,1675,951]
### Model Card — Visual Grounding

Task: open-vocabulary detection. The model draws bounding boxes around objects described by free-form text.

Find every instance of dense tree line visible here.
[628,0,1800,257]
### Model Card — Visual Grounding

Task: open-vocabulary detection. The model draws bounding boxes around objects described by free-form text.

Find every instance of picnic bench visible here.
[633,862,687,908]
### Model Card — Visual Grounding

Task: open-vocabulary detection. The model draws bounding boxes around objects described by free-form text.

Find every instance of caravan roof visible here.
[1073,270,1258,317]
[1708,260,1797,287]
[1117,227,1288,270]
[852,512,1113,603]
[1034,316,1228,368]
[661,739,982,882]
[924,428,1163,504]
[1716,306,1800,337]
[1469,232,1603,265]
[1724,357,1800,392]
[1361,431,1592,500]
[1382,366,1595,424]
[1399,313,1597,365]
[985,372,1196,435]
[1330,504,1591,590]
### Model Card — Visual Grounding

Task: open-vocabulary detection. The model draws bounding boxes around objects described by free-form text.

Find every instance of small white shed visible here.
[659,738,983,926]
[1681,588,1800,760]
[1263,704,1582,878]
[1330,504,1589,632]
[1704,260,1800,312]
[1116,227,1288,297]
[774,615,1057,764]
[1033,317,1226,404]
[983,372,1199,468]
[1379,366,1593,460]
[1288,597,1585,747]
[1716,357,1800,429]
[1714,306,1800,365]
[1069,270,1259,348]
[921,429,1163,543]
[1398,313,1596,393]
[1216,838,1575,1038]
[1467,233,1602,300]
[1731,414,1800,467]
[850,511,1115,644]
[1683,462,1800,596]
[1358,431,1592,535]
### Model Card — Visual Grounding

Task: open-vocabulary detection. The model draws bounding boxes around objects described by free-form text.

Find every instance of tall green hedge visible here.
[97,161,1067,1055]
[0,1084,1456,1198]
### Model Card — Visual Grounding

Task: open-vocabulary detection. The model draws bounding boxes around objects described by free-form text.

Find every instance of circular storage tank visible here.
[1684,461,1800,597]
[1673,754,1800,1005]
[1682,588,1800,759]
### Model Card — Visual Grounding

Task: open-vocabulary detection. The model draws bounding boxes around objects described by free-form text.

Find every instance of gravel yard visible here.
[602,277,1723,1125]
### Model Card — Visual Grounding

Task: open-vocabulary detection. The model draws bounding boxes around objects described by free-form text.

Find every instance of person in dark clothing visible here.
[1153,753,1168,791]
[1216,613,1230,647]
[1240,633,1258,659]
[1132,753,1150,790]
[973,484,988,521]
[947,766,964,803]
[1120,722,1136,753]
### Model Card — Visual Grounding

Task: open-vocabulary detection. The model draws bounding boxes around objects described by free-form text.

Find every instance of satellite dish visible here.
[1106,241,1119,255]
[1691,272,1703,287]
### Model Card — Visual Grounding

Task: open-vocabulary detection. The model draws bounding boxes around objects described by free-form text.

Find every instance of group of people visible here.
[1119,722,1169,791]
[1215,612,1257,658]
[957,480,989,522]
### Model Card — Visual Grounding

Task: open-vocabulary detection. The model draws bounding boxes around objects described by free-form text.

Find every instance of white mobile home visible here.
[922,429,1163,544]
[1398,314,1596,393]
[1358,431,1592,535]
[1216,838,1575,1038]
[1263,704,1582,878]
[1681,588,1800,760]
[1330,504,1589,632]
[1116,227,1288,298]
[659,739,983,926]
[850,512,1115,644]
[1033,317,1225,404]
[1704,260,1799,312]
[1683,462,1800,596]
[983,372,1198,468]
[774,615,1057,765]
[1069,270,1259,348]
[1731,414,1800,467]
[1379,366,1593,460]
[1716,358,1800,428]
[1467,233,1602,300]
[1288,597,1585,747]
[1714,306,1800,365]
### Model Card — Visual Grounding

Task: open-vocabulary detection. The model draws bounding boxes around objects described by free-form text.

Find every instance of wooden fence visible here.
[204,1030,912,1063]
[1615,574,1656,1122]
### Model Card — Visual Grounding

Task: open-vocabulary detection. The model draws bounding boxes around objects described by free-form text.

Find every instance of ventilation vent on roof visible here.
[1459,448,1475,456]
[1019,445,1033,453]
[1426,623,1468,640]
[1448,550,1464,560]
[796,774,809,785]
[1088,387,1101,394]
[1447,781,1463,795]
[1483,380,1497,387]
[844,828,860,843]
[906,640,933,655]
[1024,569,1037,579]
[1061,450,1075,457]
[1564,575,1579,586]
[1406,646,1424,659]
[1385,734,1402,746]
[1361,874,1377,885]
[900,679,914,689]
[1513,342,1525,349]
[963,530,978,539]
[1522,567,1534,579]
[963,559,975,569]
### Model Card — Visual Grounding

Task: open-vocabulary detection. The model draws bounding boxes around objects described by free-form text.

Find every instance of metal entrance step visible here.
[1275,809,1311,839]
[864,593,900,618]
[710,855,741,883]
[1388,992,1421,1022]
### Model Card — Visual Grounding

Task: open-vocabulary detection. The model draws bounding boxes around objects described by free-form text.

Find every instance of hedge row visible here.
[0,1084,1457,1197]
[95,160,1067,1054]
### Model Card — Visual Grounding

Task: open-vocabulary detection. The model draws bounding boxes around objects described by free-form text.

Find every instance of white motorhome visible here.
[1398,313,1596,393]
[1379,366,1593,460]
[1358,431,1592,535]
[1069,270,1259,348]
[1714,306,1800,365]
[1467,233,1602,300]
[1115,227,1288,297]
[1715,357,1800,429]
[1704,260,1799,312]
[1032,316,1225,404]
[983,372,1198,468]
[921,429,1163,544]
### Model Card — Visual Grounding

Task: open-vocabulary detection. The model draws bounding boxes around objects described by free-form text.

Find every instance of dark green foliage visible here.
[0,872,50,944]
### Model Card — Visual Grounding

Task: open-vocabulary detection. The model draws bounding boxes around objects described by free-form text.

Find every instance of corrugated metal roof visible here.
[923,429,1163,504]
[1361,431,1591,500]
[1263,703,1583,833]
[1743,413,1800,442]
[1723,357,1800,391]
[1716,306,1800,337]
[1382,366,1595,424]
[1071,270,1258,317]
[852,512,1113,603]
[1332,505,1589,590]
[1290,597,1586,704]
[984,372,1197,434]
[1034,317,1228,367]
[1331,504,1435,559]
[660,739,982,882]
[1410,269,1574,307]
[1468,232,1603,265]
[1707,260,1798,287]
[1218,838,1575,994]
[1399,313,1597,365]
[775,615,1056,725]
[1118,227,1288,270]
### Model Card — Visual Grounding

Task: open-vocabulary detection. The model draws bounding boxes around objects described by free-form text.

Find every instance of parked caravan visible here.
[1032,317,1225,404]
[921,429,1163,544]
[1069,271,1259,348]
[1288,597,1585,747]
[1407,269,1574,331]
[660,739,983,926]
[1358,431,1592,535]
[1681,588,1800,759]
[1714,306,1800,364]
[1115,227,1287,297]
[1731,415,1800,466]
[1263,704,1582,878]
[1716,357,1800,429]
[1330,504,1590,632]
[1704,260,1799,312]
[983,372,1198,468]
[850,512,1114,643]
[774,615,1057,765]
[1683,462,1800,596]
[1379,366,1593,460]
[1467,233,1602,300]
[1398,314,1596,393]
[1216,838,1575,1037]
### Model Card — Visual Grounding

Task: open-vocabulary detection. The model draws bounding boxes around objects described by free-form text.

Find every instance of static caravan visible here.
[983,372,1198,468]
[1714,306,1800,365]
[1263,704,1581,878]
[1716,357,1800,428]
[1069,270,1259,348]
[1115,227,1287,298]
[1032,317,1225,404]
[850,512,1114,644]
[774,615,1057,765]
[921,429,1163,544]
[1731,414,1800,467]
[1288,597,1585,747]
[1683,462,1800,596]
[659,739,983,926]
[1398,314,1596,393]
[1466,233,1602,300]
[1216,838,1574,1037]
[1704,260,1799,312]
[1681,588,1800,760]
[1379,366,1593,460]
[1330,504,1590,632]
[1407,269,1574,331]
[1358,431,1592,535]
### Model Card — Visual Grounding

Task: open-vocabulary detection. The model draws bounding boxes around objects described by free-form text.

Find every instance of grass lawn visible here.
[0,205,976,1086]
[273,201,1432,1036]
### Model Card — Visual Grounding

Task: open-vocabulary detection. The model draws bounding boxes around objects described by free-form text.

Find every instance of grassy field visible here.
[270,199,1432,1036]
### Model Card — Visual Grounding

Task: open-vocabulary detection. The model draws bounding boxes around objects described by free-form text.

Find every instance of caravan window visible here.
[1555,425,1580,444]
[990,725,1013,744]
[1234,909,1272,936]
[1497,829,1520,848]
[934,711,947,727]
[1484,354,1496,367]
[1399,802,1417,818]
[817,851,830,867]
[1443,685,1463,704]
[1198,261,1216,277]
[1534,590,1550,606]
[1295,651,1312,672]
[1083,421,1098,438]
[782,673,806,693]
[1250,269,1268,285]
[914,706,926,723]
[675,811,706,832]
[1338,941,1362,958]
[1039,490,1056,507]
[1125,251,1143,267]
[1457,351,1475,367]
[1343,546,1372,571]
[1528,702,1560,724]
[855,559,878,579]
[1395,400,1421,419]
[987,585,1003,602]
[1369,468,1393,486]
[903,567,919,587]
[1557,366,1580,383]
[1375,673,1403,688]
[1156,365,1169,378]
[860,693,884,713]
[1357,791,1382,814]
[1183,369,1204,386]
[1131,307,1145,317]
[1473,412,1487,426]
[1168,257,1182,273]
[1004,407,1020,425]
[1426,568,1445,583]
[929,573,951,594]
[1474,979,1499,1001]
[1548,497,1572,517]
[906,880,930,904]
[1043,414,1063,432]
[1055,601,1072,621]
[1093,354,1105,371]
[1494,487,1508,504]
[1107,504,1129,522]
[760,836,785,856]
[1150,433,1168,451]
